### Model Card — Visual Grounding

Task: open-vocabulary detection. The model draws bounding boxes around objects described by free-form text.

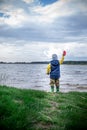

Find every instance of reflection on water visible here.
[0,64,87,92]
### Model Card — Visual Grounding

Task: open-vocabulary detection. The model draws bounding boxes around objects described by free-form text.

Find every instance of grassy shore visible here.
[0,85,87,130]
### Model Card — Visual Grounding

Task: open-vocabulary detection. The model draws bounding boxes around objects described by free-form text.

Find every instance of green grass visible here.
[0,85,87,130]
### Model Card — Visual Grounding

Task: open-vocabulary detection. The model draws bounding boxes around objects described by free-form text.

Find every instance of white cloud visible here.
[0,40,87,62]
[1,9,28,27]
[22,0,34,4]
[31,0,75,24]
[1,0,87,27]
[27,0,87,24]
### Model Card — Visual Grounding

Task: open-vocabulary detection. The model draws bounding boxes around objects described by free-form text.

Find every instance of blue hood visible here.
[52,54,58,60]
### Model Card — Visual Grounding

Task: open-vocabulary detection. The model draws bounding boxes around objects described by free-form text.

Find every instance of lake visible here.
[0,64,87,92]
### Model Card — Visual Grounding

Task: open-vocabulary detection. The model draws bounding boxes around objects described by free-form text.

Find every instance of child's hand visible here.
[63,50,66,56]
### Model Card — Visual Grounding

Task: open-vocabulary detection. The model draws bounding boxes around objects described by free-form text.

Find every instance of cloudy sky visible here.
[0,0,87,62]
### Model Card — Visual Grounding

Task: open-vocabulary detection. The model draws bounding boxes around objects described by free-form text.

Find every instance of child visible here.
[46,51,66,92]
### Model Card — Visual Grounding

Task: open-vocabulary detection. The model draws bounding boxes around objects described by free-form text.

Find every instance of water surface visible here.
[0,64,87,92]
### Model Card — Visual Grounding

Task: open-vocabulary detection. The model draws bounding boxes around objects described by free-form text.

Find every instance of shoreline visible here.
[0,84,87,93]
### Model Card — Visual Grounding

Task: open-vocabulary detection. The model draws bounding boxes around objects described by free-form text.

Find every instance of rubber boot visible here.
[56,86,59,92]
[51,86,54,92]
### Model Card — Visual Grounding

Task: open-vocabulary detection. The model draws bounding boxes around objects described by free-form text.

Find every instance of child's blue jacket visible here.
[46,55,64,79]
[50,60,60,79]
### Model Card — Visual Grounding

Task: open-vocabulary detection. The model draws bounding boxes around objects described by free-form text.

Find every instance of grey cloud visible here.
[0,0,87,43]
[0,0,6,3]
[0,15,87,43]
[74,0,87,4]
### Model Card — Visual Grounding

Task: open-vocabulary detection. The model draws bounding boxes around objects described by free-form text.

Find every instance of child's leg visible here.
[55,79,59,92]
[51,86,54,92]
[56,86,59,92]
[50,79,55,92]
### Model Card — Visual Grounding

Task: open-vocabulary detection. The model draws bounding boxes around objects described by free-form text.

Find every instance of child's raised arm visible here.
[59,51,66,64]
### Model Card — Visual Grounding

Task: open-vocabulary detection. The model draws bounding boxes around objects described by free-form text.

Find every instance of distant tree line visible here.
[63,61,87,65]
[0,61,87,65]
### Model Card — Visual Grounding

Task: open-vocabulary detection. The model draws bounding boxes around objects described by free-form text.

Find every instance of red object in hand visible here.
[63,51,66,56]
